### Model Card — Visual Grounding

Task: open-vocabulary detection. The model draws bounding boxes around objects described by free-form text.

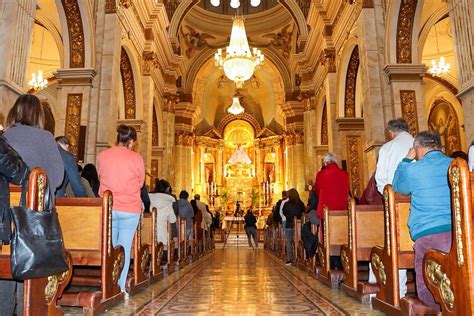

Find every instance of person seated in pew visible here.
[392,130,453,311]
[0,133,29,316]
[98,124,145,298]
[55,136,88,197]
[177,190,194,240]
[282,188,305,265]
[149,179,177,265]
[141,182,151,213]
[82,163,100,197]
[305,187,320,226]
[2,94,65,313]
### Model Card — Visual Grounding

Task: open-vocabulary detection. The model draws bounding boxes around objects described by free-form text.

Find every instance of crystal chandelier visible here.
[29,27,48,91]
[429,56,450,76]
[428,23,450,76]
[29,70,48,91]
[215,16,264,88]
[227,95,244,115]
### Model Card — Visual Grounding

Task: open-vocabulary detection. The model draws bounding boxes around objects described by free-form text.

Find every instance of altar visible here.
[193,119,284,218]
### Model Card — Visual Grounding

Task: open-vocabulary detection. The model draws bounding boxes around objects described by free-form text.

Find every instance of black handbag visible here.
[9,181,68,280]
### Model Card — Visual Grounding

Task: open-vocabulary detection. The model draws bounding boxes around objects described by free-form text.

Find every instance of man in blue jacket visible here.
[392,131,452,310]
[55,136,87,197]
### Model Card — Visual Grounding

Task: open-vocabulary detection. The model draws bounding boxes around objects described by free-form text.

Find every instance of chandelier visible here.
[29,27,48,91]
[428,23,450,76]
[429,56,450,76]
[227,94,244,115]
[29,70,48,91]
[215,16,264,88]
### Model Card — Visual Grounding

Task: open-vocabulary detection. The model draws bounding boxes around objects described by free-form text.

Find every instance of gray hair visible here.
[414,131,441,149]
[323,152,338,165]
[387,118,409,133]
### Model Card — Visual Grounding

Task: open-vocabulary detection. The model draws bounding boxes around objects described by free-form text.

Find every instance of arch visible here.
[184,48,291,94]
[34,13,64,67]
[336,41,360,118]
[153,93,165,147]
[385,0,424,64]
[417,6,449,63]
[216,113,262,136]
[320,100,328,145]
[168,0,308,42]
[57,0,94,68]
[119,43,144,120]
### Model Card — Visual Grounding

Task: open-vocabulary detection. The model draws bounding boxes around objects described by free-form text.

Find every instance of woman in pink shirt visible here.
[98,125,144,297]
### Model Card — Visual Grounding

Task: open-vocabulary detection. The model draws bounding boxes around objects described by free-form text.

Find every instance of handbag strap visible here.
[19,179,27,207]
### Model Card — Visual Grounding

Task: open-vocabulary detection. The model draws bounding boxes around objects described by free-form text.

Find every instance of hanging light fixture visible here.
[215,16,264,88]
[428,23,451,76]
[227,94,244,115]
[29,27,48,91]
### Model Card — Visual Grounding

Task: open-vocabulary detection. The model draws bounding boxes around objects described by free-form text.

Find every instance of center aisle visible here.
[101,249,383,315]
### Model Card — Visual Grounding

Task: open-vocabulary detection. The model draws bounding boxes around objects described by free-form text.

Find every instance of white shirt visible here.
[375,131,414,194]
[469,145,474,171]
[279,199,288,222]
[149,193,177,244]
[196,200,212,230]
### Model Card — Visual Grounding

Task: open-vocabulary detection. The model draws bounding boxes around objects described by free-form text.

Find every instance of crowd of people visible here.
[0,94,223,313]
[0,93,470,313]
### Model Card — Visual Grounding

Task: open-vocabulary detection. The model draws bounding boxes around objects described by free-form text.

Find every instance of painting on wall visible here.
[428,99,461,156]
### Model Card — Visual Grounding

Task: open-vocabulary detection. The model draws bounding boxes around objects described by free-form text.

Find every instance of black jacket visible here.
[282,200,305,229]
[0,136,29,244]
[244,212,257,229]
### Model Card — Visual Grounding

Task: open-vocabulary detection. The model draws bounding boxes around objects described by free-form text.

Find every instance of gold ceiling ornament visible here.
[215,16,264,88]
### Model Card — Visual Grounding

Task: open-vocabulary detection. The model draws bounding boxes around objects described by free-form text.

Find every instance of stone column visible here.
[325,72,339,155]
[216,144,223,186]
[303,104,317,186]
[54,69,97,159]
[448,0,473,143]
[384,64,428,132]
[92,10,122,160]
[0,0,36,118]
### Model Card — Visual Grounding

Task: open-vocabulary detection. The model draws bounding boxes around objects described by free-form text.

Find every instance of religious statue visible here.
[228,144,252,165]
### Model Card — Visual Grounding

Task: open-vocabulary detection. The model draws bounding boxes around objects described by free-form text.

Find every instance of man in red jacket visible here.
[313,152,350,219]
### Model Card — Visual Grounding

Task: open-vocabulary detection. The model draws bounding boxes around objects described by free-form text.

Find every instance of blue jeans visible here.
[285,227,294,262]
[111,210,140,291]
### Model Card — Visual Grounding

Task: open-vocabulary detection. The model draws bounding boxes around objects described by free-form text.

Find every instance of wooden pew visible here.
[178,216,188,264]
[294,217,305,267]
[340,199,384,303]
[56,192,125,315]
[316,206,348,288]
[423,158,474,315]
[310,222,319,274]
[370,185,438,315]
[142,209,163,282]
[3,169,72,315]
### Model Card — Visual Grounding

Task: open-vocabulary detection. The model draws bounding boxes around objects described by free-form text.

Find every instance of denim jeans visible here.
[414,231,451,310]
[285,228,294,262]
[245,227,257,248]
[112,210,140,292]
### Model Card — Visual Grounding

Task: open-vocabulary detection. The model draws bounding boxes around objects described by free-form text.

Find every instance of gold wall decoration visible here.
[65,94,83,156]
[321,103,328,145]
[346,135,363,197]
[182,25,217,58]
[450,166,464,267]
[105,0,131,13]
[425,259,455,309]
[341,248,350,274]
[151,159,159,178]
[318,48,336,73]
[108,194,113,256]
[260,25,293,59]
[120,47,136,119]
[141,247,150,273]
[396,0,417,63]
[344,46,359,117]
[175,132,194,146]
[152,105,159,146]
[61,0,85,68]
[428,99,461,156]
[400,90,418,136]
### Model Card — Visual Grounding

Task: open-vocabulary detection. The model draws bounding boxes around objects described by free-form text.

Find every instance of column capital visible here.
[54,68,97,86]
[383,64,427,82]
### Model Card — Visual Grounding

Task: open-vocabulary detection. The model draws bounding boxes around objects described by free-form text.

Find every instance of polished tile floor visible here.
[65,249,383,315]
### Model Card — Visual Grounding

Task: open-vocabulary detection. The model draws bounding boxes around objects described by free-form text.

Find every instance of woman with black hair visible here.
[81,163,100,197]
[98,124,144,298]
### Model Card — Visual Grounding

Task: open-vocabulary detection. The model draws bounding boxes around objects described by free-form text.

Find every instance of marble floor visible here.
[66,249,384,315]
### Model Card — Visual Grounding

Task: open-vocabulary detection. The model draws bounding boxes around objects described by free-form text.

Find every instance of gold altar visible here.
[193,119,284,216]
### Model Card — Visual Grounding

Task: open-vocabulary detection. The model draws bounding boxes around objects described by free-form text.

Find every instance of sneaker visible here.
[285,261,292,265]
[122,290,130,300]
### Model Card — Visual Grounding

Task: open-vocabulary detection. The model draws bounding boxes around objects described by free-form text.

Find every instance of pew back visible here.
[423,158,474,315]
